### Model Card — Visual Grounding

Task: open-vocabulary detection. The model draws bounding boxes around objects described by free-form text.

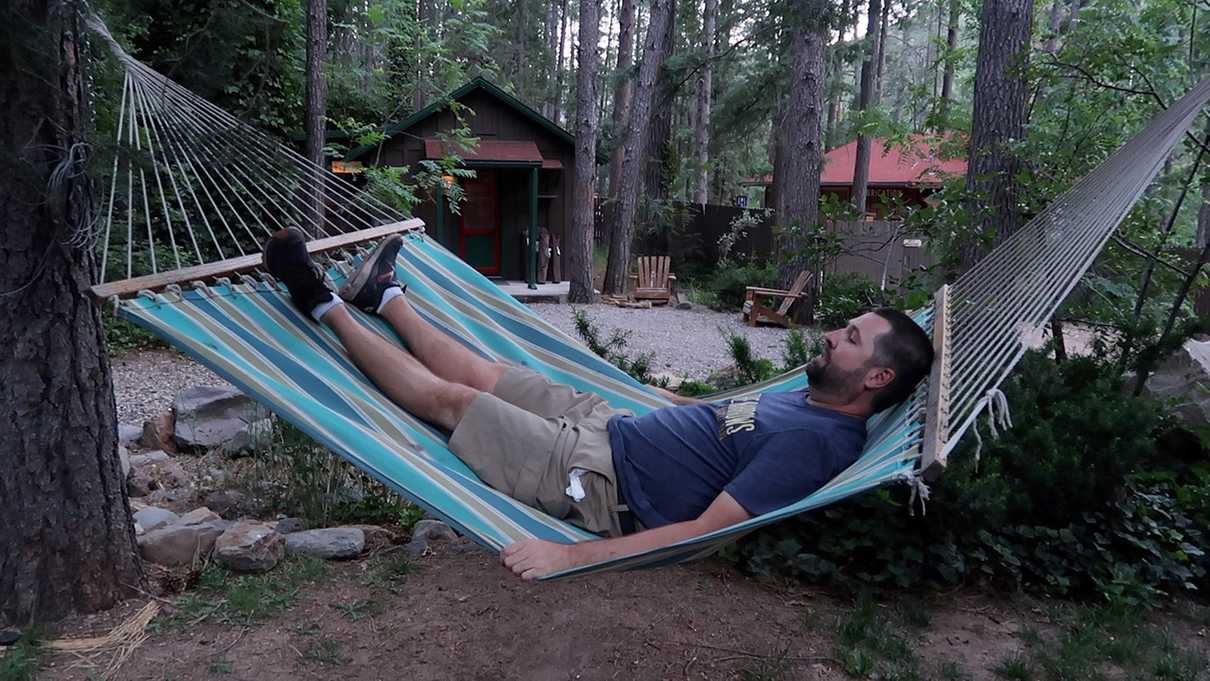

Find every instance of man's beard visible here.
[805,355,865,401]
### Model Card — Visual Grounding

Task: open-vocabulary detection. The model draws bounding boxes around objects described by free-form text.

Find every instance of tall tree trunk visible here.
[569,0,602,303]
[874,0,889,102]
[554,0,570,125]
[939,0,960,126]
[1,0,144,625]
[606,0,637,200]
[304,0,328,235]
[414,0,429,111]
[1045,0,1063,53]
[850,0,882,215]
[779,0,828,322]
[602,0,675,295]
[960,0,1033,269]
[544,0,561,119]
[691,0,717,205]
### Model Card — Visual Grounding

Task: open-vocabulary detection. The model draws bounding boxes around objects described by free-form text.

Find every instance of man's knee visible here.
[435,381,481,429]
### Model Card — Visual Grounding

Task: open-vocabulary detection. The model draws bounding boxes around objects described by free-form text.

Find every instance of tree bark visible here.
[939,0,960,125]
[304,0,328,235]
[1045,0,1063,53]
[850,0,883,214]
[554,0,570,126]
[602,0,675,295]
[545,0,561,119]
[778,0,828,322]
[691,0,717,205]
[569,0,602,303]
[606,0,637,201]
[0,0,144,626]
[959,0,1033,270]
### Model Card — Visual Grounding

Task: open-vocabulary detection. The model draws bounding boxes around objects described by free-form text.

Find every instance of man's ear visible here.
[865,366,895,391]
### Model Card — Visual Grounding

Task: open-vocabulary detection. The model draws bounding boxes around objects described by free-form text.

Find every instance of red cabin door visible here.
[458,170,501,275]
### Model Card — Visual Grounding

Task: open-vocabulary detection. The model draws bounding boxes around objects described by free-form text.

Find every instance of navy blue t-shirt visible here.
[607,391,867,528]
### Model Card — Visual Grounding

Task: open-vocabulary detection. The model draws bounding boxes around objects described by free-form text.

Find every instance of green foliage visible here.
[571,308,660,384]
[304,638,348,666]
[739,351,1210,605]
[238,421,422,530]
[676,379,718,397]
[0,630,44,681]
[104,316,167,354]
[723,331,777,384]
[698,263,783,310]
[834,595,922,680]
[815,273,881,329]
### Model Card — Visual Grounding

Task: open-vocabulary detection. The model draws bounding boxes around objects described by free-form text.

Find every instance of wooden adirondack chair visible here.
[629,255,677,304]
[742,271,813,327]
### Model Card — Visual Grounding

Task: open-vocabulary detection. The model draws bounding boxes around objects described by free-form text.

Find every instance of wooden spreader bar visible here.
[919,284,951,481]
[90,219,425,300]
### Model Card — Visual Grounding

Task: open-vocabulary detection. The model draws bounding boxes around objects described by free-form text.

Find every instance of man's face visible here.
[805,312,894,400]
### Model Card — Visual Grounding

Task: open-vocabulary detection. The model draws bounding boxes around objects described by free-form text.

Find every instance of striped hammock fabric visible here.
[117,232,930,579]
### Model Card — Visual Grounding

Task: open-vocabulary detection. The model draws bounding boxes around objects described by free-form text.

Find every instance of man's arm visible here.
[500,491,751,580]
[652,386,704,406]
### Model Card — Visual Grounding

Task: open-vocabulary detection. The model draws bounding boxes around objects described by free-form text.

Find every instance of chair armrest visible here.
[667,274,677,281]
[745,287,804,297]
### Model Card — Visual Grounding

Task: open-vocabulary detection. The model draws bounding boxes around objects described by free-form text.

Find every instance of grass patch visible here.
[1004,603,1210,681]
[303,638,348,666]
[0,631,44,681]
[158,556,330,628]
[331,598,382,622]
[363,552,414,594]
[208,660,234,675]
[834,595,922,680]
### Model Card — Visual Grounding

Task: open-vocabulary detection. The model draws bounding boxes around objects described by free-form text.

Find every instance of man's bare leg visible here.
[321,305,476,430]
[378,295,507,393]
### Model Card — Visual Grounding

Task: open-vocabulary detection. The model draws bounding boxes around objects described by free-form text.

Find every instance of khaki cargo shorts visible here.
[448,367,635,537]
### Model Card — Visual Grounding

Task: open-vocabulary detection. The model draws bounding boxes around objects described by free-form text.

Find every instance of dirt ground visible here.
[32,541,1210,681]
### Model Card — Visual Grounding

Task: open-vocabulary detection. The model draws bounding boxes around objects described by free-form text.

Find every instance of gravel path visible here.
[531,303,804,379]
[110,303,808,424]
[111,349,232,426]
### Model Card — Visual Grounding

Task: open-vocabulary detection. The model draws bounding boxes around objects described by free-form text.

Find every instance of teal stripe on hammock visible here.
[115,236,929,577]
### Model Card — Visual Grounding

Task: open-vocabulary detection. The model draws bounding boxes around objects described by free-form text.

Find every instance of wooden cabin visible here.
[344,77,575,285]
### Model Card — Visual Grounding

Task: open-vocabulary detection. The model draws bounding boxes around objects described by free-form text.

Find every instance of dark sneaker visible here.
[262,228,333,316]
[338,234,406,312]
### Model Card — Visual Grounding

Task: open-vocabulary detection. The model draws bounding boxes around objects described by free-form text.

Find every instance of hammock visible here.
[84,14,1210,578]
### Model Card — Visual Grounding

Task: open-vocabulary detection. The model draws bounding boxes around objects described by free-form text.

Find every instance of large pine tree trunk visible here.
[0,0,144,626]
[568,0,602,303]
[606,0,637,202]
[544,0,561,119]
[553,0,570,126]
[939,0,960,124]
[960,0,1033,269]
[691,0,717,205]
[778,0,828,322]
[850,0,882,215]
[602,0,675,295]
[304,0,327,234]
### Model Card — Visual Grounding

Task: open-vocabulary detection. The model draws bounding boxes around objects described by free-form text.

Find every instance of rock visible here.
[0,630,20,646]
[127,467,159,497]
[221,418,274,457]
[132,460,190,492]
[284,528,365,559]
[118,423,143,447]
[347,524,401,552]
[178,507,221,525]
[133,506,179,532]
[648,372,684,392]
[129,450,171,467]
[274,517,306,534]
[145,486,194,506]
[173,386,270,450]
[140,413,177,453]
[213,520,285,573]
[199,489,245,517]
[134,522,145,536]
[403,538,429,560]
[676,301,692,310]
[411,519,457,543]
[118,445,130,479]
[137,522,225,566]
[1141,339,1210,429]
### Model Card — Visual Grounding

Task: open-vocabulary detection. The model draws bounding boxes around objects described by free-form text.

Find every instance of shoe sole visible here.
[261,228,303,279]
[339,235,402,302]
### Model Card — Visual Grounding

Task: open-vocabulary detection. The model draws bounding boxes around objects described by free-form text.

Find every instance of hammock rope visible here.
[81,10,1210,575]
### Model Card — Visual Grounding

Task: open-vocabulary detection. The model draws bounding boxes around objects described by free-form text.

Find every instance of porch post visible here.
[528,165,538,289]
[435,183,445,245]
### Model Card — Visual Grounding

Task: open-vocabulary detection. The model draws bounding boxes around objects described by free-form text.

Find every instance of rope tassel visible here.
[970,388,1013,468]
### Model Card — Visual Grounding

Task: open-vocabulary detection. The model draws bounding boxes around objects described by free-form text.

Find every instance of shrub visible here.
[739,351,1209,605]
[105,315,167,354]
[702,262,783,310]
[571,308,660,384]
[815,272,881,328]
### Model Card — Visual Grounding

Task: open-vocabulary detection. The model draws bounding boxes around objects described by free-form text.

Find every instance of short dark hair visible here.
[868,308,934,413]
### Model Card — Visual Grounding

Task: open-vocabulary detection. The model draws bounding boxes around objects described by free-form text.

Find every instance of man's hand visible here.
[500,538,577,580]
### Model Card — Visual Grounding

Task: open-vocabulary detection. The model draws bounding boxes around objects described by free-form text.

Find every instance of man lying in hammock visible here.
[263,229,934,579]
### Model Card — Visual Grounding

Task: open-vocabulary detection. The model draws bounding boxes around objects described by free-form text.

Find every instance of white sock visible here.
[311,293,342,322]
[376,285,405,314]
